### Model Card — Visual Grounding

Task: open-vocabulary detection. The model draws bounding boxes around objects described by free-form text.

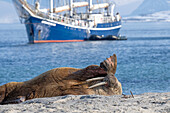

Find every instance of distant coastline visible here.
[123,11,170,22]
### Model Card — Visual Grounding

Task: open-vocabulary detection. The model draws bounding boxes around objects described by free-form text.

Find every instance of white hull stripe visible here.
[41,21,56,26]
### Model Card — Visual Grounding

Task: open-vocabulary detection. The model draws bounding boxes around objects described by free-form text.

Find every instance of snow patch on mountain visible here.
[123,11,170,22]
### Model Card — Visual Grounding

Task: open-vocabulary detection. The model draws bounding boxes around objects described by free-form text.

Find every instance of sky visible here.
[113,0,143,6]
[0,0,144,23]
[0,1,19,23]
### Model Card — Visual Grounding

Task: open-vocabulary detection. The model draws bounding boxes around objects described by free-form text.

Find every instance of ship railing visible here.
[23,5,118,27]
[102,17,115,23]
[43,14,118,27]
[53,15,90,27]
[21,0,120,27]
[20,0,91,27]
[21,0,119,27]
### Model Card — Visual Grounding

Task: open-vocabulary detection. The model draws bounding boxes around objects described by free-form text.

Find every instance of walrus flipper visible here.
[0,85,6,104]
[100,54,117,74]
[1,96,26,105]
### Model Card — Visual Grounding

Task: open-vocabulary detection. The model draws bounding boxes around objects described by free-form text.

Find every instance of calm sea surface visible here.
[0,22,169,95]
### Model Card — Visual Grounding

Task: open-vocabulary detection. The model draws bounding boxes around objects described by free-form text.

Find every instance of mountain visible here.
[117,0,143,16]
[131,0,170,16]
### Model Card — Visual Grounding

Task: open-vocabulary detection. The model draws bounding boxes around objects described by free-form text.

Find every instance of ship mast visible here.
[50,0,54,18]
[69,0,73,17]
[111,4,115,20]
[88,0,93,14]
[53,0,56,11]
[49,0,110,16]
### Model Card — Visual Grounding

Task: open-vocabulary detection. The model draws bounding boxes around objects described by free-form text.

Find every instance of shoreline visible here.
[0,92,169,113]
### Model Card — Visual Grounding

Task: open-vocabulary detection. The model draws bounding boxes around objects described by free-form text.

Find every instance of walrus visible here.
[0,54,122,104]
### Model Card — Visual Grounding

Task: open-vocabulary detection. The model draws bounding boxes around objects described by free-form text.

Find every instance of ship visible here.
[12,0,122,43]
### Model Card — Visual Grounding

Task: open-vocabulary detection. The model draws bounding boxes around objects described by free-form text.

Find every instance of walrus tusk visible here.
[88,82,107,89]
[86,77,105,83]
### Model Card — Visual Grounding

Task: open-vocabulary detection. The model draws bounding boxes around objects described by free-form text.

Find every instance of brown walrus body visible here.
[0,54,122,104]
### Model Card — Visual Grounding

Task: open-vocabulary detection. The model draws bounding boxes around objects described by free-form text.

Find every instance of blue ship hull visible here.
[13,0,121,43]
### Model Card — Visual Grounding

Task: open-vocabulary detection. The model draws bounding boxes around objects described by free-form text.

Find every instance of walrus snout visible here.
[86,73,118,89]
[104,73,118,88]
[87,54,119,89]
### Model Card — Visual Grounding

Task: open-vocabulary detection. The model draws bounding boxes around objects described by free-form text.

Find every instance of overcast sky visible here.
[0,0,144,23]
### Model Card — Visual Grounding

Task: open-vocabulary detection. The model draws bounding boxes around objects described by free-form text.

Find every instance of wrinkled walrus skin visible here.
[0,54,122,104]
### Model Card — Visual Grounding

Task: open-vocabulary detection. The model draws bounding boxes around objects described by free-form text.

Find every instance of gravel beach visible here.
[0,92,169,113]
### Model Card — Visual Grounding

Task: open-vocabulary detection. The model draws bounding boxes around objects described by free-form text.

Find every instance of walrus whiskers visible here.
[88,82,107,89]
[86,77,105,83]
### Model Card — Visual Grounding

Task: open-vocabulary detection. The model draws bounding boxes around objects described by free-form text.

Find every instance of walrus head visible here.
[65,54,122,95]
[0,82,25,104]
[86,54,122,95]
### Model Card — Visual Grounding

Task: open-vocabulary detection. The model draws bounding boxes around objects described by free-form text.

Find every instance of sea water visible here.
[0,22,169,95]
